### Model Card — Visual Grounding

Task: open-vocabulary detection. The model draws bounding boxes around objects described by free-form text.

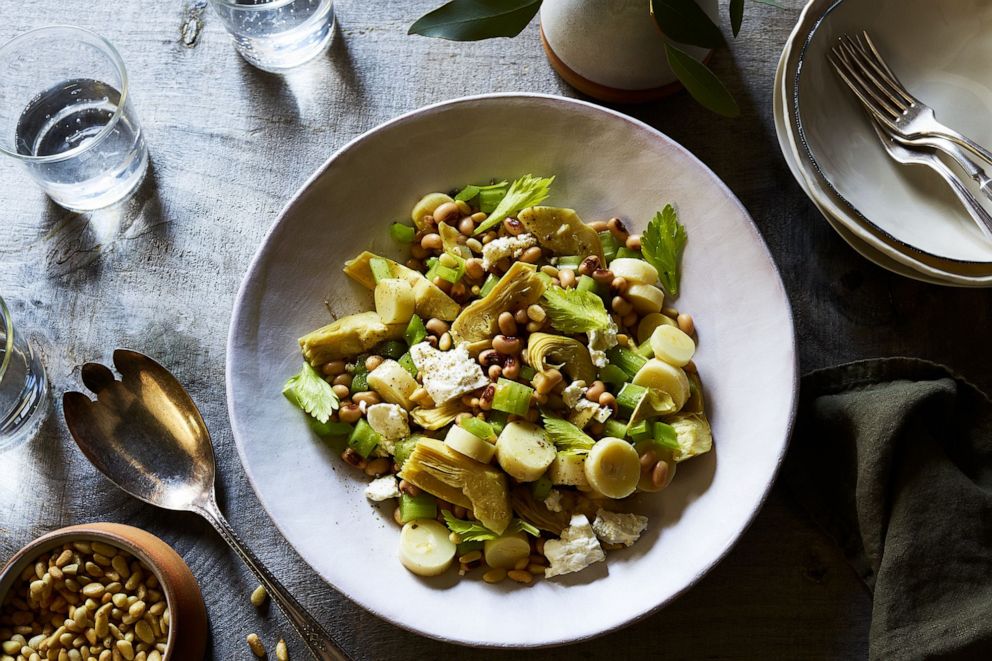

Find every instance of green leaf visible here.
[542,414,595,453]
[473,174,554,235]
[540,286,610,334]
[409,0,542,42]
[730,0,744,37]
[282,363,339,424]
[665,43,740,118]
[650,0,723,49]
[642,205,688,297]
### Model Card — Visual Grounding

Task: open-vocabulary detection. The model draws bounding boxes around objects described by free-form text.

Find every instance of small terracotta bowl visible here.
[0,523,207,661]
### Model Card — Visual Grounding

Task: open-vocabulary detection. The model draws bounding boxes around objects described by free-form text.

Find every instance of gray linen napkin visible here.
[783,358,992,660]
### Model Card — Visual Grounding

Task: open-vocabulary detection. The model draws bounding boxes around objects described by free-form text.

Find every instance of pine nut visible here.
[677,313,695,335]
[482,569,507,584]
[526,304,546,322]
[438,332,453,351]
[250,586,268,608]
[528,564,546,575]
[507,570,533,584]
[246,633,265,658]
[276,639,289,661]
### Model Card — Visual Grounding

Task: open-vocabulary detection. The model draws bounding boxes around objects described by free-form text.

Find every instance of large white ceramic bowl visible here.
[793,0,992,265]
[226,94,797,647]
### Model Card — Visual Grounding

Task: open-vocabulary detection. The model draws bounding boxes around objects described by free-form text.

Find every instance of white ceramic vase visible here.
[540,0,719,103]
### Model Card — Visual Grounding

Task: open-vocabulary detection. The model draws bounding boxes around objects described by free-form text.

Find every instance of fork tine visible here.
[828,48,902,120]
[837,37,909,112]
[859,31,916,106]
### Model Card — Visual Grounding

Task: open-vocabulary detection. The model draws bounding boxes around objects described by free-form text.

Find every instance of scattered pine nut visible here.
[250,585,269,608]
[247,633,266,658]
[276,638,290,661]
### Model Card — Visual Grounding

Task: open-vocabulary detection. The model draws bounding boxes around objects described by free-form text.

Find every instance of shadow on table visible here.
[38,160,170,281]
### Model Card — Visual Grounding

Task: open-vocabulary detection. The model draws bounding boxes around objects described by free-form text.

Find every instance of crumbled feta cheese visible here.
[587,320,619,368]
[481,233,538,270]
[366,403,410,444]
[575,397,612,423]
[543,514,606,578]
[592,509,648,547]
[410,342,489,404]
[544,489,564,513]
[562,380,587,409]
[364,476,401,502]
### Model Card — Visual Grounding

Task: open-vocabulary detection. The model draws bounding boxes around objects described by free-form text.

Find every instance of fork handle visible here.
[923,136,992,207]
[194,496,352,661]
[937,127,992,171]
[927,156,992,242]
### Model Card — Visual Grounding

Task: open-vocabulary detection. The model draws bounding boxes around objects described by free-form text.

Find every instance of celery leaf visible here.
[473,174,554,235]
[541,286,610,334]
[642,205,688,297]
[542,414,595,453]
[283,362,339,424]
[442,512,539,540]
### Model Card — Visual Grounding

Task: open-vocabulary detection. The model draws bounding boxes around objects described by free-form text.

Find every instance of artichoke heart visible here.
[343,251,460,321]
[517,207,604,263]
[299,311,405,364]
[525,332,597,384]
[438,222,471,259]
[663,413,713,462]
[510,486,570,535]
[450,261,546,344]
[410,399,468,430]
[399,438,513,534]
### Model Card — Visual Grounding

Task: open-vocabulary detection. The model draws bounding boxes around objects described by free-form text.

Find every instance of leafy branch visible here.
[410,0,778,117]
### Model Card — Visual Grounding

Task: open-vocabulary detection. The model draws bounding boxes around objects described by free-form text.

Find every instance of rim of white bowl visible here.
[226,92,799,648]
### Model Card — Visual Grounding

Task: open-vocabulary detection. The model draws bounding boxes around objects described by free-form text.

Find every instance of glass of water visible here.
[209,0,335,72]
[0,26,148,212]
[0,296,48,450]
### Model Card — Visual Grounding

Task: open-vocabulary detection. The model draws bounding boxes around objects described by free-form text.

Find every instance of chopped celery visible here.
[457,540,484,555]
[636,337,655,358]
[434,263,461,284]
[405,315,427,347]
[350,361,369,393]
[519,365,537,381]
[603,418,629,439]
[556,255,582,269]
[536,272,554,287]
[398,352,419,378]
[598,364,628,389]
[606,346,648,379]
[492,378,534,416]
[477,182,511,214]
[531,475,553,501]
[393,437,421,468]
[598,230,619,263]
[479,274,499,297]
[375,340,407,360]
[389,222,416,244]
[459,417,496,442]
[617,383,649,415]
[487,410,509,435]
[652,421,680,451]
[626,419,652,442]
[399,493,437,523]
[616,247,643,260]
[310,420,353,437]
[576,274,597,293]
[369,257,392,284]
[348,419,381,458]
[455,184,481,202]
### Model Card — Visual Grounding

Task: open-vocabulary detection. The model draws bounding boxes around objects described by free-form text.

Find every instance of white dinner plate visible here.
[793,0,992,265]
[227,94,797,647]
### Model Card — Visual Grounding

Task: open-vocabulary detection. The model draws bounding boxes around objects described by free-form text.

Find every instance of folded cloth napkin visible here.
[784,358,992,660]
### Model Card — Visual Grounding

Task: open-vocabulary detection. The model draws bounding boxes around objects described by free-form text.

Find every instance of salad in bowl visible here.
[283,174,713,584]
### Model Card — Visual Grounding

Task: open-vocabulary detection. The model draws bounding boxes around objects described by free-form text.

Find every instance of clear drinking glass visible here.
[209,0,335,72]
[0,26,148,211]
[0,296,48,450]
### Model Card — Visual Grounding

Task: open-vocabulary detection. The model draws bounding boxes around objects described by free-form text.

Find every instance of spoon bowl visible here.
[63,349,349,661]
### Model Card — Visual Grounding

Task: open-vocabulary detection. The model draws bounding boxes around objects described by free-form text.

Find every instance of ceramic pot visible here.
[540,0,719,103]
[0,523,208,661]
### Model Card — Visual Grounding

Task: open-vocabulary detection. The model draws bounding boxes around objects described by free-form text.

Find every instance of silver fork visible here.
[828,32,992,168]
[871,119,992,242]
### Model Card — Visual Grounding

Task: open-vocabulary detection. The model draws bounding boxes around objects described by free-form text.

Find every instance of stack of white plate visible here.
[775,0,992,286]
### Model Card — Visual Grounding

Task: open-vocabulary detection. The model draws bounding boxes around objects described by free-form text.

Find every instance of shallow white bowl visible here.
[793,0,992,264]
[226,94,797,647]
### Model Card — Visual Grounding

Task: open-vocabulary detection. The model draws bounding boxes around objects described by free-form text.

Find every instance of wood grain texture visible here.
[11,0,989,657]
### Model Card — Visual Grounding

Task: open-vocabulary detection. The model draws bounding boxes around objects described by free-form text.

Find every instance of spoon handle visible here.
[194,497,351,661]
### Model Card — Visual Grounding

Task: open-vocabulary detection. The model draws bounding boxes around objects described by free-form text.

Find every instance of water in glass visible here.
[212,0,334,72]
[0,301,48,451]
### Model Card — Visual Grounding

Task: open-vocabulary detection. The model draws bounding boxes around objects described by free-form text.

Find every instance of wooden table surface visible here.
[5,1,992,658]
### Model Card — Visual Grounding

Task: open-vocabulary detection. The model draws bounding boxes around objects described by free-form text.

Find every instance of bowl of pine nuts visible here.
[0,523,207,661]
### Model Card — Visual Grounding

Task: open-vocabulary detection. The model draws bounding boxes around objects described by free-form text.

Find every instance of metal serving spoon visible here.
[63,349,350,661]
